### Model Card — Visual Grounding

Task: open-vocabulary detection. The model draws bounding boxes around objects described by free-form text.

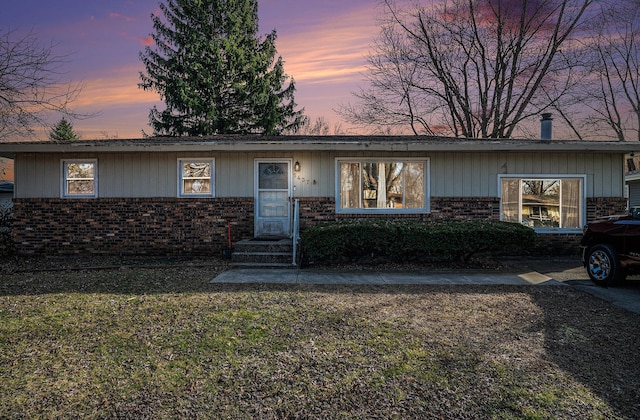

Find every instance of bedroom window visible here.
[336,159,429,213]
[178,159,214,197]
[62,159,97,198]
[500,176,584,230]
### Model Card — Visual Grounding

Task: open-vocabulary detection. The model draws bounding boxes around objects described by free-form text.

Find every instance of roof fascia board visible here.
[0,139,639,154]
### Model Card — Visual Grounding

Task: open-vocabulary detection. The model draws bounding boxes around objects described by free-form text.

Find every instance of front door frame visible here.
[254,158,293,238]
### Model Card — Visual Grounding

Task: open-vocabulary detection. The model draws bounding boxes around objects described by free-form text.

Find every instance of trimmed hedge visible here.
[301,219,537,266]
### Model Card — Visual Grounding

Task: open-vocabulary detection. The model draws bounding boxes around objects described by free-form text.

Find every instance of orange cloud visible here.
[117,31,154,47]
[73,66,159,109]
[275,6,378,85]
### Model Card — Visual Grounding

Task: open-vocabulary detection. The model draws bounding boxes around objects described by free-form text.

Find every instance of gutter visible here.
[0,136,638,156]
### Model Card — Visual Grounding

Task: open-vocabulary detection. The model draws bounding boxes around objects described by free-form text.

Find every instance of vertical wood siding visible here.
[13,150,624,199]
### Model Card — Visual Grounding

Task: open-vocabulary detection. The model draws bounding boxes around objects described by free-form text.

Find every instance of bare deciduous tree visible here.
[299,116,330,135]
[99,130,119,140]
[0,29,85,139]
[298,116,345,135]
[581,0,640,141]
[339,0,594,138]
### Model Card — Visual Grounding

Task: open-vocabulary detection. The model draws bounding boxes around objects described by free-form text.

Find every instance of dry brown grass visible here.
[1,257,639,418]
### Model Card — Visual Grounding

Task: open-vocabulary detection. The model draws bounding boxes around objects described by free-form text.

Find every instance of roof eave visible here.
[0,137,638,154]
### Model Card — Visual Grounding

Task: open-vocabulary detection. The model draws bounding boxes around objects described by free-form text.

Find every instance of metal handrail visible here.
[292,198,300,266]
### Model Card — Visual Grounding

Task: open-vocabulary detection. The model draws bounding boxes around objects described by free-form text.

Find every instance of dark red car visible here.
[581,208,640,286]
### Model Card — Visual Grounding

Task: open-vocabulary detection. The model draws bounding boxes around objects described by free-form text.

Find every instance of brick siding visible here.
[296,197,337,228]
[586,197,628,221]
[429,197,502,220]
[11,196,627,256]
[534,233,584,256]
[12,198,253,256]
[298,197,501,224]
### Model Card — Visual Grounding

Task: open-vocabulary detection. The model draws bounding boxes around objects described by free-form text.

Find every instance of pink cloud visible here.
[109,12,135,23]
[276,5,377,85]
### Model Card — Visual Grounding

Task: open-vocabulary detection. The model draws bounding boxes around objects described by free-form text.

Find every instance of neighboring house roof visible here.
[0,135,638,157]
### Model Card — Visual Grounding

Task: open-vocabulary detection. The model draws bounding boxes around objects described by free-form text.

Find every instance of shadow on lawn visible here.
[530,287,640,418]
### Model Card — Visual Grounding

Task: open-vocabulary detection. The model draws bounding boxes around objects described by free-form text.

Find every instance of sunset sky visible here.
[0,0,386,140]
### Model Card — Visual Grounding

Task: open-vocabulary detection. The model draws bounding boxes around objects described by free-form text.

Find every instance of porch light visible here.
[294,161,301,172]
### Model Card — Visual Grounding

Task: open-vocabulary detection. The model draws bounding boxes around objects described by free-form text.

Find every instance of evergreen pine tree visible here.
[139,0,306,136]
[49,118,79,141]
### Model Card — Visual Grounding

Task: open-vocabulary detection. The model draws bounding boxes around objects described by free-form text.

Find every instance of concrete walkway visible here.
[211,257,640,315]
[212,267,560,286]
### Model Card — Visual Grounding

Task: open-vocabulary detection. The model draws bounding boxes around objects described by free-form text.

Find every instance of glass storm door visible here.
[255,160,292,238]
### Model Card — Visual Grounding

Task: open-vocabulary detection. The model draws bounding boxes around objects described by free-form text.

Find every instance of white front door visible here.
[254,159,292,238]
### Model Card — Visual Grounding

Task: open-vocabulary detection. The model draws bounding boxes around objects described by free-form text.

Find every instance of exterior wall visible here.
[295,150,625,198]
[297,197,337,228]
[14,150,625,199]
[12,198,253,256]
[297,197,501,227]
[9,148,627,256]
[534,234,584,256]
[586,197,627,220]
[428,197,501,220]
[11,195,622,256]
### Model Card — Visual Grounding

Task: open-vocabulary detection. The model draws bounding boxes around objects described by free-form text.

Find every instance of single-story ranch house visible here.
[0,135,635,257]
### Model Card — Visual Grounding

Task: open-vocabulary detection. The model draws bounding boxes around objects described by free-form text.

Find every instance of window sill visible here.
[178,194,215,198]
[336,209,430,215]
[61,195,97,199]
[533,228,583,234]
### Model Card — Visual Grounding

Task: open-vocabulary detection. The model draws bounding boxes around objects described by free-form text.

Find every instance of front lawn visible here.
[1,262,639,418]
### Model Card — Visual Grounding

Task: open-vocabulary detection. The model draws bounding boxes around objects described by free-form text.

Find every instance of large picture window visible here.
[500,176,584,230]
[178,159,214,197]
[61,159,97,198]
[336,159,429,213]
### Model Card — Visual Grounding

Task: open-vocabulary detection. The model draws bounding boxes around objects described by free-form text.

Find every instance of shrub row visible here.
[301,219,537,266]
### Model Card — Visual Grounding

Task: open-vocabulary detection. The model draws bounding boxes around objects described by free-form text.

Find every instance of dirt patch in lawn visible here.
[1,257,639,418]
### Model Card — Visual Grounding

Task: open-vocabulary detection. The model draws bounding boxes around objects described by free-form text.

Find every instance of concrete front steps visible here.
[230,238,296,268]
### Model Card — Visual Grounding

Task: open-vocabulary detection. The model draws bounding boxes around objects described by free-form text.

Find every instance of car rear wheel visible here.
[586,244,625,286]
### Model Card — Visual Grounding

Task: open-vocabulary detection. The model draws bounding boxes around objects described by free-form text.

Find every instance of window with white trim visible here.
[500,176,584,230]
[336,159,429,213]
[178,159,214,197]
[62,159,97,197]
